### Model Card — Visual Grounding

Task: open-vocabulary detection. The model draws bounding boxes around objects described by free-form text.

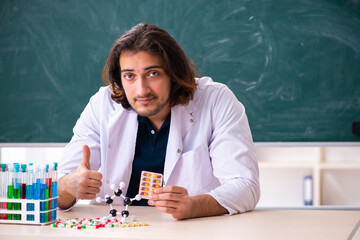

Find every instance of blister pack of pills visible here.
[138,171,163,199]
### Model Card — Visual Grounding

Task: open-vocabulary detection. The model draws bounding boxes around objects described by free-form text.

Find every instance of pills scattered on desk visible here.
[52,217,148,230]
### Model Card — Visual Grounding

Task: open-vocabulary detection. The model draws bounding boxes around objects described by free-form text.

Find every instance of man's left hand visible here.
[148,186,193,220]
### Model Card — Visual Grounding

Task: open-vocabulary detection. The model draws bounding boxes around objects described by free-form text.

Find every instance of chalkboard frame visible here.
[0,0,359,143]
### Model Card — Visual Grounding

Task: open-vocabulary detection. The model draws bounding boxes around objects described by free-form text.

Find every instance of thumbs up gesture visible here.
[80,145,92,170]
[74,145,103,199]
[58,145,103,208]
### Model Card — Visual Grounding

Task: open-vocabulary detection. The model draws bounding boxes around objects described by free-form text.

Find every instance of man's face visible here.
[120,51,171,121]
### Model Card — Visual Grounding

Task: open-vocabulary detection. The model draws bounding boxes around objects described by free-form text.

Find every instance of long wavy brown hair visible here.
[102,23,200,109]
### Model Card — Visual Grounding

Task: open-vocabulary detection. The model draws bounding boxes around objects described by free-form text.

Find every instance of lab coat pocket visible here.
[172,145,214,196]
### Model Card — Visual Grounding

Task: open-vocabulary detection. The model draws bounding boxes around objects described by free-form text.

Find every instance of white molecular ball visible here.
[121,217,127,223]
[96,197,103,203]
[131,215,136,222]
[120,182,126,189]
[110,183,116,190]
[135,194,141,201]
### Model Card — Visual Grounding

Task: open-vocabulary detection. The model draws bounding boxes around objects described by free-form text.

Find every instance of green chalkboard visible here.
[1,0,359,143]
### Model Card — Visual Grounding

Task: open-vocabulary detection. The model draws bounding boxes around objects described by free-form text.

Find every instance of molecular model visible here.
[96,182,141,223]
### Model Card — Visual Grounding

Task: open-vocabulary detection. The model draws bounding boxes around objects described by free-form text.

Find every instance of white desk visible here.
[1,205,359,240]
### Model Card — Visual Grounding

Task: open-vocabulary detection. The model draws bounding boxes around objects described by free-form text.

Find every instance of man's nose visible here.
[136,77,150,96]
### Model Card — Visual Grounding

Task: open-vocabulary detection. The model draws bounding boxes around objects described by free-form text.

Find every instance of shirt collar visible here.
[137,113,171,131]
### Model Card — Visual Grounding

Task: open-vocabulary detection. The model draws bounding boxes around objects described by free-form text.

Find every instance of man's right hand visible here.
[58,145,103,209]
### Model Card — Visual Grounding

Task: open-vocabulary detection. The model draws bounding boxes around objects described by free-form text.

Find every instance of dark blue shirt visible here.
[126,114,171,206]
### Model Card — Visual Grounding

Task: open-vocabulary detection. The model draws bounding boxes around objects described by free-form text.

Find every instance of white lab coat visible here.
[59,77,260,214]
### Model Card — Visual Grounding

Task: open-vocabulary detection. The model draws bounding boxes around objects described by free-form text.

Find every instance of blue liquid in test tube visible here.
[26,163,35,221]
[40,165,47,223]
[51,162,58,221]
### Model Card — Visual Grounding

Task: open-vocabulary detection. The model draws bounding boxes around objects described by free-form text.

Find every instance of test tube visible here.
[0,164,7,220]
[7,164,14,220]
[34,165,40,201]
[40,165,47,201]
[33,165,41,222]
[51,162,58,221]
[40,165,47,223]
[21,164,27,199]
[0,164,6,197]
[13,163,21,220]
[27,163,35,221]
[45,164,51,222]
[20,164,27,221]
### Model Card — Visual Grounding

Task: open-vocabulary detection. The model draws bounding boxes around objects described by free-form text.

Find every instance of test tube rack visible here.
[0,197,58,225]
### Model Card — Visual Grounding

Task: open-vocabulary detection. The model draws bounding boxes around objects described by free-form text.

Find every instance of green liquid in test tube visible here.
[13,163,21,220]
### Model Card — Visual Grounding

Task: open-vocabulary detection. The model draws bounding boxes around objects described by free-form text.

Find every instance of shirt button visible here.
[190,119,194,123]
[106,180,110,184]
[151,130,155,134]
[177,149,181,153]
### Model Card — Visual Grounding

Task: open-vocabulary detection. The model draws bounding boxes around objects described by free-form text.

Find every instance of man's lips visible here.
[136,97,155,104]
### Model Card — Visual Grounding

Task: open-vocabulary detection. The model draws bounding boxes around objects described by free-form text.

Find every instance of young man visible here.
[58,23,260,220]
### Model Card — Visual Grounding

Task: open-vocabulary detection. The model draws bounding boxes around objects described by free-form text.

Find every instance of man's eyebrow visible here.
[144,65,163,70]
[120,65,163,72]
[120,68,133,72]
